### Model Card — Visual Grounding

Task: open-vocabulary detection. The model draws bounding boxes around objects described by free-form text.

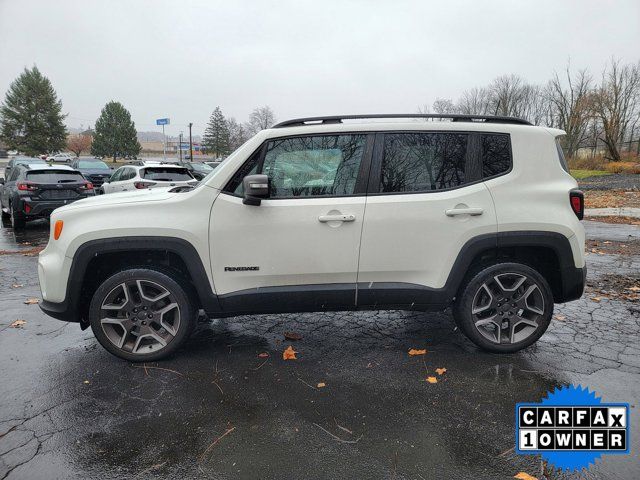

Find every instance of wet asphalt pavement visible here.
[1,219,639,480]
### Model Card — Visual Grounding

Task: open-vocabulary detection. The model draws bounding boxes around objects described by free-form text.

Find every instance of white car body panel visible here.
[357,183,497,288]
[210,193,366,295]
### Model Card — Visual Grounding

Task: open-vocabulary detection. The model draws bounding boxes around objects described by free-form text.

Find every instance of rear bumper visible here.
[559,265,587,303]
[18,196,94,217]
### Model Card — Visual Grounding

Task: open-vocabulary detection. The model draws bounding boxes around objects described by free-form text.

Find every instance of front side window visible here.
[263,135,366,198]
[380,133,468,193]
[225,135,367,198]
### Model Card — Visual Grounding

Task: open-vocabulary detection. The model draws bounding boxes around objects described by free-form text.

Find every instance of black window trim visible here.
[366,130,513,196]
[222,132,376,200]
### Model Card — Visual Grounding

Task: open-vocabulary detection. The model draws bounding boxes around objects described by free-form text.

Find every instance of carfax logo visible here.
[515,385,630,471]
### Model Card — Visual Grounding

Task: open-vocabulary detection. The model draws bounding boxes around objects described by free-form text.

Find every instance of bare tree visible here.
[546,65,593,157]
[66,133,92,157]
[246,106,276,135]
[432,98,458,115]
[592,59,640,161]
[227,117,248,150]
[457,87,492,115]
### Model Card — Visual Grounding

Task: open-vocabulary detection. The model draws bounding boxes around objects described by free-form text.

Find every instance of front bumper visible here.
[39,299,78,323]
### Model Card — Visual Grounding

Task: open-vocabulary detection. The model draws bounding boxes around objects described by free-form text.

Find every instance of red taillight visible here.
[17,181,38,191]
[24,203,31,213]
[134,181,157,189]
[570,190,584,220]
[80,182,94,190]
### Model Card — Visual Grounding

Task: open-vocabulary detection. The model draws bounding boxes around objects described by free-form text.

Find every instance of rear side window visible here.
[555,137,569,173]
[26,171,85,183]
[143,167,193,181]
[380,133,468,192]
[481,133,512,178]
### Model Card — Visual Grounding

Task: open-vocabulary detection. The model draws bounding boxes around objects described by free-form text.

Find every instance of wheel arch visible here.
[66,237,220,327]
[447,231,585,304]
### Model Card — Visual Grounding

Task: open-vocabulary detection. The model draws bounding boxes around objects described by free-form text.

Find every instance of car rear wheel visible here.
[453,262,553,353]
[10,203,26,229]
[89,268,196,361]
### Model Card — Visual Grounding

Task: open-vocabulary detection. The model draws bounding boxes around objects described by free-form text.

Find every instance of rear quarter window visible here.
[555,137,569,173]
[481,134,512,178]
[26,171,85,183]
[142,167,193,181]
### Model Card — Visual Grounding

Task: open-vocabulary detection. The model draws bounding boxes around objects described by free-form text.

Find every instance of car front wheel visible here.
[89,268,196,361]
[453,262,553,353]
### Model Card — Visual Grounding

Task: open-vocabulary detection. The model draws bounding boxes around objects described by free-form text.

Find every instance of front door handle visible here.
[445,207,483,217]
[318,214,356,223]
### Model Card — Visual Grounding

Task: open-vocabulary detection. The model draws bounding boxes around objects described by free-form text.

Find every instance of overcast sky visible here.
[1,0,639,136]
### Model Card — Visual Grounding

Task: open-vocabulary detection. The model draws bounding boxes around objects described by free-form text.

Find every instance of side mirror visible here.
[242,174,270,206]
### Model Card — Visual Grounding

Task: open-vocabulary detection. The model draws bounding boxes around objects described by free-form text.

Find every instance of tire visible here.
[89,268,196,361]
[10,202,26,229]
[453,262,553,353]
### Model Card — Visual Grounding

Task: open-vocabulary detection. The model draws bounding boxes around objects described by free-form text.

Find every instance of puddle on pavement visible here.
[0,217,50,250]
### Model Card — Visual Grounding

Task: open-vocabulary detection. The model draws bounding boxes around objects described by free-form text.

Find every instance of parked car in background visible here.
[204,160,223,169]
[4,156,47,179]
[0,164,94,229]
[47,153,74,163]
[182,161,214,180]
[0,150,8,159]
[70,158,113,187]
[100,162,197,194]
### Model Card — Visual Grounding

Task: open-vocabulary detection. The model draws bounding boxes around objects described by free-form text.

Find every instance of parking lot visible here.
[0,218,639,480]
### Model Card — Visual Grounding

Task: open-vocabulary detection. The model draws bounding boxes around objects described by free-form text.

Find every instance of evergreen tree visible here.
[0,66,67,156]
[91,101,141,160]
[203,107,230,157]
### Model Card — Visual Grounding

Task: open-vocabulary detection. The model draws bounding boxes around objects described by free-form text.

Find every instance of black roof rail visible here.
[272,114,532,128]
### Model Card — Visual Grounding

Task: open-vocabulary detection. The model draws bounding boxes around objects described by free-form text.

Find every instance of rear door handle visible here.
[445,207,483,217]
[318,214,356,223]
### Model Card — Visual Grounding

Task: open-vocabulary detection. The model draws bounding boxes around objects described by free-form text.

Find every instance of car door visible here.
[1,167,21,209]
[102,167,123,194]
[118,167,136,191]
[209,133,374,313]
[356,131,498,308]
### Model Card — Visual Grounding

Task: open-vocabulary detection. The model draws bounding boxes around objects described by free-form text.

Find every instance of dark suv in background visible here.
[0,164,95,229]
[70,157,113,187]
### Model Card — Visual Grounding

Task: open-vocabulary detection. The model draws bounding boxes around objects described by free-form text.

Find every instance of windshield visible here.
[26,171,85,183]
[78,159,110,169]
[142,167,193,181]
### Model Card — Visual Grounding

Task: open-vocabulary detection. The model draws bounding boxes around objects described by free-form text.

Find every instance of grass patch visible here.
[571,169,612,180]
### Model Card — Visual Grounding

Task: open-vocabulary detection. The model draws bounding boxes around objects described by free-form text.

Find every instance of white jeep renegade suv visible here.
[38,114,586,361]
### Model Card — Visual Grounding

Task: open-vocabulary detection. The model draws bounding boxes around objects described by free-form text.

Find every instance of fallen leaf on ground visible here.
[11,284,23,288]
[257,352,269,358]
[24,298,39,305]
[408,348,427,356]
[514,472,537,480]
[591,297,602,303]
[317,382,326,388]
[282,345,297,360]
[553,314,566,321]
[284,332,302,341]
[435,367,447,375]
[83,380,90,384]
[426,376,438,384]
[9,319,26,328]
[628,286,640,292]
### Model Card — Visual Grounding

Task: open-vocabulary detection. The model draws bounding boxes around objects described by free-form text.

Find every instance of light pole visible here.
[188,123,193,162]
[178,132,183,163]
